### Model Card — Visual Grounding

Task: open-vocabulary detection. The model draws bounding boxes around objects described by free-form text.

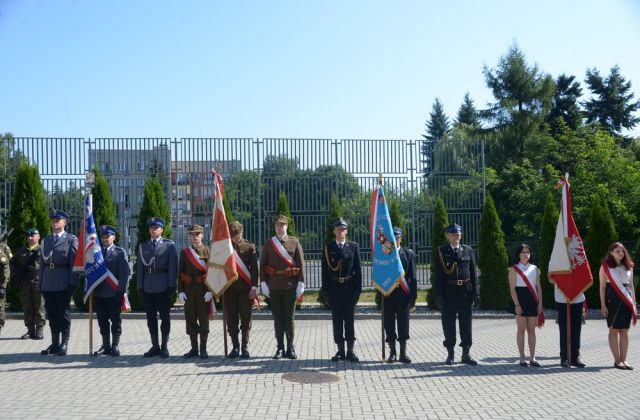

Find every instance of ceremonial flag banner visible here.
[548,175,592,302]
[73,194,118,303]
[205,170,238,298]
[370,182,406,297]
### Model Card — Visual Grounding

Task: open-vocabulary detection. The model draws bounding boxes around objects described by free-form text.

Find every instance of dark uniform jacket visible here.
[231,239,259,291]
[178,244,210,295]
[260,236,304,290]
[397,246,418,302]
[94,245,130,298]
[321,241,362,301]
[39,232,79,292]
[435,244,479,301]
[137,238,178,294]
[10,244,40,284]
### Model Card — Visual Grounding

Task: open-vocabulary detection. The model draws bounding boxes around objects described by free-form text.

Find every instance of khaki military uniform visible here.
[0,243,11,334]
[178,244,211,338]
[224,239,258,351]
[10,244,45,337]
[260,235,304,353]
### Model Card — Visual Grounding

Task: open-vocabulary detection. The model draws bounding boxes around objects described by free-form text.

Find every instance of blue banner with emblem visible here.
[74,194,118,303]
[369,183,405,296]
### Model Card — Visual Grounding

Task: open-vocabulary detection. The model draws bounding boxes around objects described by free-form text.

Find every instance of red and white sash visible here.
[603,263,637,324]
[268,236,295,268]
[233,249,252,286]
[512,264,545,326]
[184,246,208,274]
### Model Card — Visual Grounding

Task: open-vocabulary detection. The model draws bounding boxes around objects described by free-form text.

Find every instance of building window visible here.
[137,161,145,171]
[118,161,129,173]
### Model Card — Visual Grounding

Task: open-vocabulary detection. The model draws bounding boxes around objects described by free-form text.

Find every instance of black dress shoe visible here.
[624,364,634,370]
[241,347,250,358]
[183,348,199,358]
[571,358,585,368]
[561,360,570,368]
[57,343,68,356]
[199,349,208,359]
[519,361,528,367]
[227,347,240,358]
[143,346,161,357]
[614,363,626,370]
[21,330,34,340]
[286,347,297,360]
[445,349,454,365]
[346,351,359,363]
[529,361,540,367]
[273,348,285,359]
[331,351,346,362]
[41,344,59,355]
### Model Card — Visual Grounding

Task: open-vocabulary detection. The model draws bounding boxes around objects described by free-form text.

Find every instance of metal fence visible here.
[0,137,485,289]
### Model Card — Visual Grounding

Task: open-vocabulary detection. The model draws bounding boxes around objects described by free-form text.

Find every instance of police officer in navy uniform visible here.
[39,209,79,356]
[321,218,362,363]
[93,225,130,356]
[383,227,417,364]
[435,223,480,366]
[137,217,178,358]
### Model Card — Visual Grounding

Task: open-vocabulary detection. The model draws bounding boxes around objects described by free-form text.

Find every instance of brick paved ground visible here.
[0,312,638,419]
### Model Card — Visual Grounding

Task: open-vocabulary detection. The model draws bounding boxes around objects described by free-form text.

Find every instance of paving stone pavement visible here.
[0,313,638,420]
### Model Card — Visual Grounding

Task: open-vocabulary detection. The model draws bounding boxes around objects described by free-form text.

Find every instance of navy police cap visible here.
[393,227,403,237]
[333,218,348,228]
[99,225,118,236]
[147,217,165,227]
[446,223,462,233]
[49,209,69,220]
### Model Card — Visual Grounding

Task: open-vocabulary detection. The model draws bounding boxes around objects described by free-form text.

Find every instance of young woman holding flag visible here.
[599,242,636,370]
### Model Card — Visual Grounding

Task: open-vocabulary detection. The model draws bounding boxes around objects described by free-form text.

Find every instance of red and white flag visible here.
[548,174,593,302]
[205,170,238,298]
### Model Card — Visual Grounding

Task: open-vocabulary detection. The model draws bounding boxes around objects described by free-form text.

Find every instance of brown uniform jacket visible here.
[231,239,259,291]
[178,244,210,295]
[260,236,304,290]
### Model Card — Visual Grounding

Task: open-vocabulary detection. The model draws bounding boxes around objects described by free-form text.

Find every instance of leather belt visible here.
[447,279,470,286]
[145,268,169,274]
[332,276,352,284]
[48,263,70,269]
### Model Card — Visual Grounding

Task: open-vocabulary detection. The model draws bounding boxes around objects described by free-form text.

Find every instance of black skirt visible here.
[508,287,538,317]
[606,283,633,329]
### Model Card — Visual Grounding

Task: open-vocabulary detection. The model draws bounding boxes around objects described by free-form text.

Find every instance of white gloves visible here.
[204,291,213,302]
[261,281,270,298]
[249,286,258,300]
[178,292,187,304]
[296,281,304,299]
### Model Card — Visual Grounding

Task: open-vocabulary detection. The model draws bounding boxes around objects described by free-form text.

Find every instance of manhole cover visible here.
[282,371,340,384]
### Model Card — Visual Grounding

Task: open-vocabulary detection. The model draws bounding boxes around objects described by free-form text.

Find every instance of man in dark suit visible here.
[435,223,480,366]
[39,209,79,356]
[383,227,417,363]
[321,219,362,362]
[93,225,130,356]
[137,217,178,358]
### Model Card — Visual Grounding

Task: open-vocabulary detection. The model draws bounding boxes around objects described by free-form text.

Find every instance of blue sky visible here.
[1,0,639,139]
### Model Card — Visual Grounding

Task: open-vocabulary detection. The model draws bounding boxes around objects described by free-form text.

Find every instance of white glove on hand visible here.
[249,287,258,300]
[296,281,304,299]
[204,291,213,302]
[261,281,270,298]
[178,292,187,304]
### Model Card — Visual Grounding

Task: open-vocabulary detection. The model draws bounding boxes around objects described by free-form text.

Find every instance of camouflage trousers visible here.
[19,281,46,329]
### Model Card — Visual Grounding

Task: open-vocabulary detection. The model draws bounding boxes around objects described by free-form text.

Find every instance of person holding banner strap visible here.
[178,224,212,359]
[39,209,79,356]
[225,221,259,358]
[322,218,362,363]
[260,214,305,360]
[434,223,479,366]
[92,225,130,356]
[138,217,178,358]
[508,244,543,367]
[382,227,417,364]
[599,242,636,370]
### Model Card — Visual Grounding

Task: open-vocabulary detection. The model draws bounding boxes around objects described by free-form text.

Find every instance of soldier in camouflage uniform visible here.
[0,233,12,337]
[10,228,46,339]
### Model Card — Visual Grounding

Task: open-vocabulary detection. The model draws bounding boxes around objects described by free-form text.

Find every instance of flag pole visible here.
[222,298,228,357]
[381,294,386,362]
[566,303,571,366]
[211,169,228,357]
[89,292,94,355]
[84,172,96,356]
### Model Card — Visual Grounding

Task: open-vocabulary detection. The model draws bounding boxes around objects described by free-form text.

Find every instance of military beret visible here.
[49,209,69,220]
[147,217,165,227]
[274,214,289,224]
[446,223,462,233]
[333,218,348,228]
[26,227,40,236]
[393,227,403,237]
[99,225,118,236]
[188,224,204,234]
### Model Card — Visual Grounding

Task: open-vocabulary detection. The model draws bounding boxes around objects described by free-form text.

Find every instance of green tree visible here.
[584,196,617,307]
[481,43,555,167]
[583,65,640,140]
[128,177,173,310]
[548,74,583,135]
[538,192,558,308]
[477,194,509,310]
[455,92,480,127]
[6,161,50,311]
[428,197,449,309]
[324,193,343,244]
[421,98,451,174]
[388,196,406,234]
[273,191,296,236]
